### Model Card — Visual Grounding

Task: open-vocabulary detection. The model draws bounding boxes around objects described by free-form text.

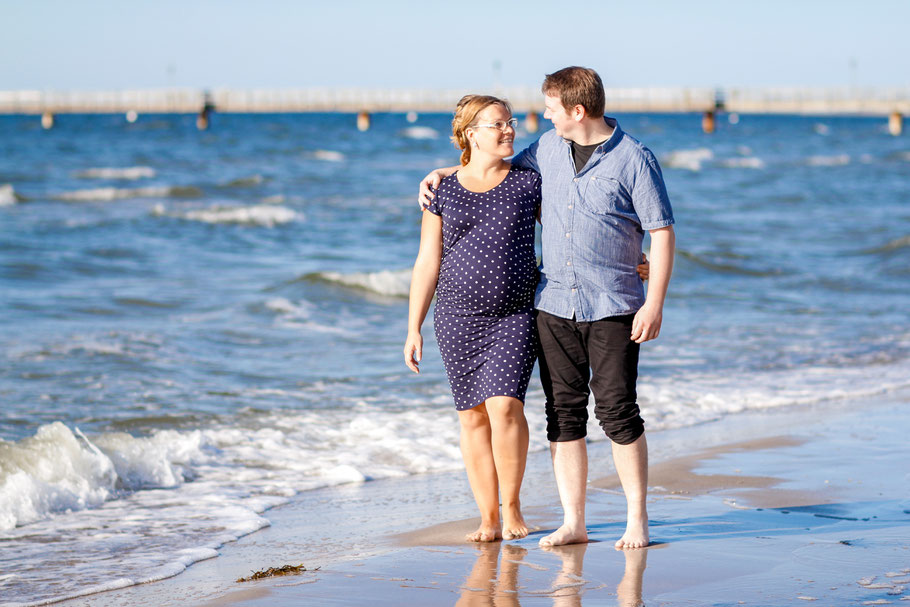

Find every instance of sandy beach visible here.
[56,390,909,607]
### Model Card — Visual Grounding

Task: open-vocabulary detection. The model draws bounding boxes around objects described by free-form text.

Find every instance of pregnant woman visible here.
[404,95,540,542]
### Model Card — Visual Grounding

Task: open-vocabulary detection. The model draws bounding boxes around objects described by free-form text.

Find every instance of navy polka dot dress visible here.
[426,165,540,410]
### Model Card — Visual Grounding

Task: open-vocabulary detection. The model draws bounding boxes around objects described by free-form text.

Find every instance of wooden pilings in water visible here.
[525,111,539,133]
[197,91,215,130]
[356,111,371,131]
[41,112,54,129]
[702,110,716,134]
[888,111,903,136]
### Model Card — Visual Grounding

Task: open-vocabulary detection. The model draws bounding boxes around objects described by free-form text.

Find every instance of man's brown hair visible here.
[541,66,605,119]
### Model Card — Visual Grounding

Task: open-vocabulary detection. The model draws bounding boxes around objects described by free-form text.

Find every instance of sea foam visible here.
[153,204,298,227]
[401,126,439,140]
[662,148,714,171]
[0,183,17,206]
[55,185,201,201]
[74,167,156,180]
[311,268,412,297]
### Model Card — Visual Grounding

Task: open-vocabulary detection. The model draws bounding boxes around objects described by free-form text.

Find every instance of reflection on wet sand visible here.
[456,542,648,606]
[456,543,525,606]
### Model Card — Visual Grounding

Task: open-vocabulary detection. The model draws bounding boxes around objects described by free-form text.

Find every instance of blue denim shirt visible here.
[512,118,674,321]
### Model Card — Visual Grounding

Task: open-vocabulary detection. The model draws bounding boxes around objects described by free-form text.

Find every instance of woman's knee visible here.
[458,404,491,430]
[486,397,525,423]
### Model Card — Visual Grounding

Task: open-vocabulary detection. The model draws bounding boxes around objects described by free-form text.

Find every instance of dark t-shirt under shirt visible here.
[570,139,606,173]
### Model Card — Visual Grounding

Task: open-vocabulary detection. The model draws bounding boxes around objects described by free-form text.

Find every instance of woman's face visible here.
[469,104,515,159]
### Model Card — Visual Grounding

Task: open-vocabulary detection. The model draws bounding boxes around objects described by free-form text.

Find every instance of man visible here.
[420,66,675,549]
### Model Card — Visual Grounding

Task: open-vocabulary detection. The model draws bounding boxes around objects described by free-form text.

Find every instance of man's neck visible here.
[570,117,614,146]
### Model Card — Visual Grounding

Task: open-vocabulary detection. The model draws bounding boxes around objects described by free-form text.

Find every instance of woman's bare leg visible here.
[458,403,502,542]
[486,396,530,540]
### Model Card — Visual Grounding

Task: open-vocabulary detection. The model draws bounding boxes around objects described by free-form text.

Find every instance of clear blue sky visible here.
[3,0,908,90]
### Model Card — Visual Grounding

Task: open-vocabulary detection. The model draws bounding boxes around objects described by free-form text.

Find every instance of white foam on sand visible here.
[0,183,17,206]
[153,203,298,227]
[662,148,714,171]
[314,268,412,297]
[74,167,156,180]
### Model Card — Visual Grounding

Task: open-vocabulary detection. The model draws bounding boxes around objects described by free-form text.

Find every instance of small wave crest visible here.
[74,166,156,180]
[678,250,783,277]
[807,154,850,167]
[55,185,201,201]
[662,148,713,171]
[312,149,345,162]
[401,126,439,140]
[0,183,18,206]
[718,156,765,169]
[153,203,298,227]
[861,234,910,255]
[308,268,411,297]
[222,174,265,188]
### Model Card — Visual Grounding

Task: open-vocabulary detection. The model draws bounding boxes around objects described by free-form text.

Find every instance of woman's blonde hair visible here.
[450,95,513,166]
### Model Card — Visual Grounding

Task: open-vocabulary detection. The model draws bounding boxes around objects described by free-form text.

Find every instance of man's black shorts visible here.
[536,310,643,445]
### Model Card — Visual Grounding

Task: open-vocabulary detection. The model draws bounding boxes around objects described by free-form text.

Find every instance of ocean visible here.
[1,110,908,606]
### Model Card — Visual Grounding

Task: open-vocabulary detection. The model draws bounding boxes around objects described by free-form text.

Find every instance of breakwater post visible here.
[357,111,370,132]
[889,111,903,136]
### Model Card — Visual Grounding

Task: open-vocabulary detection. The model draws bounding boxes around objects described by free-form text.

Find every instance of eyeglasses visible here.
[471,118,518,132]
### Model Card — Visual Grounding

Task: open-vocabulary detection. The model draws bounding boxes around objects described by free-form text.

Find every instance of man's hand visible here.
[418,166,458,209]
[630,301,662,344]
[403,331,423,373]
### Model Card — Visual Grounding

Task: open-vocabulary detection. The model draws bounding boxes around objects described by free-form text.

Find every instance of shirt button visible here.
[573,178,578,182]
[566,261,572,266]
[571,288,576,292]
[568,204,573,209]
[565,232,571,238]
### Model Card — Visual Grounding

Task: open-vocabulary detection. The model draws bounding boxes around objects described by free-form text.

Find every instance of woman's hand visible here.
[404,332,423,373]
[636,253,650,281]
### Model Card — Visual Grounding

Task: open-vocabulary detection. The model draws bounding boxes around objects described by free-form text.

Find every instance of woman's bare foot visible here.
[614,515,649,550]
[538,523,588,547]
[502,507,529,540]
[466,522,502,543]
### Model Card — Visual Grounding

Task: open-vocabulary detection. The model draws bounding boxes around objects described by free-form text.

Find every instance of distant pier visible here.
[2,87,907,134]
[2,86,909,115]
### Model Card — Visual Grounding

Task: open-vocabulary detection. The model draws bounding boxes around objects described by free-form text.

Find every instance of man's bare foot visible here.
[538,524,588,547]
[502,507,529,540]
[466,522,502,543]
[614,516,649,550]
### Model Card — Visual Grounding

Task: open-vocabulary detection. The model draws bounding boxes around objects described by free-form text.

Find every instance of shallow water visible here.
[1,111,908,605]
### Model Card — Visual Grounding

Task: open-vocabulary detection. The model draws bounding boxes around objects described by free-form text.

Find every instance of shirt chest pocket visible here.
[579,176,625,215]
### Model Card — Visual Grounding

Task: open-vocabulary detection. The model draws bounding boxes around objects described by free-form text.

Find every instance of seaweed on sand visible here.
[236,564,319,583]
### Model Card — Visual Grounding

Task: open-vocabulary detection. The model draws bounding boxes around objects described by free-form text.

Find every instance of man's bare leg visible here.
[458,404,502,542]
[486,396,530,540]
[612,433,649,549]
[539,438,588,547]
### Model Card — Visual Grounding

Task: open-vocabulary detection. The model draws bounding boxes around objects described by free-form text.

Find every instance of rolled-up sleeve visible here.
[632,157,674,231]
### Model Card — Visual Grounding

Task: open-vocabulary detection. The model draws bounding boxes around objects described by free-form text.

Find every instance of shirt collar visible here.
[561,117,623,154]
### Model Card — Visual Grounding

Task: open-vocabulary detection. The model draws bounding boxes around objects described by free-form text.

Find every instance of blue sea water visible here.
[1,111,908,605]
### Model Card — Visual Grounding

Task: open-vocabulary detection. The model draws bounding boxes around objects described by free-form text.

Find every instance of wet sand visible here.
[60,392,910,606]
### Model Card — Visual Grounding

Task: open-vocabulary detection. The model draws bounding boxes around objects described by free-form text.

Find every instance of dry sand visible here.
[59,393,910,606]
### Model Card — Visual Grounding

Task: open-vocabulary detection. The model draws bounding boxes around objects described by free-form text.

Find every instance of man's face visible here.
[543,93,576,138]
